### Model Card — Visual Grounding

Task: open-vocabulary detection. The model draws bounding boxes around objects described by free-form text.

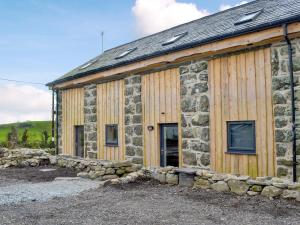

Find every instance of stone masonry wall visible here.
[271,38,300,180]
[84,84,98,159]
[179,60,210,168]
[124,75,143,165]
[56,90,63,154]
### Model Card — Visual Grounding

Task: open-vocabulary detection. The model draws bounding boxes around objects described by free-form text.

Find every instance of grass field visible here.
[0,121,52,144]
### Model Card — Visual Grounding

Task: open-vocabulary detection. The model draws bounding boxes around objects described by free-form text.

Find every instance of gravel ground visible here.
[0,175,299,225]
[0,166,100,205]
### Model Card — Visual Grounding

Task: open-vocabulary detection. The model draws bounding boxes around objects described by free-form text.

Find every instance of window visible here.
[105,124,118,146]
[79,59,98,70]
[234,10,263,25]
[162,32,188,46]
[115,47,137,59]
[227,121,256,154]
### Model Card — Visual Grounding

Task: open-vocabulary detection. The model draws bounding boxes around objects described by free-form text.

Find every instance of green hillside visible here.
[0,121,52,147]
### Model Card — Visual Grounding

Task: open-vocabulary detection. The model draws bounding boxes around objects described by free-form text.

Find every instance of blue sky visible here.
[0,0,249,123]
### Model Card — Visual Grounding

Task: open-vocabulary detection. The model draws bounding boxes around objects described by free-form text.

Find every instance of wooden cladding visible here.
[61,88,84,155]
[209,47,276,177]
[97,80,125,161]
[142,68,181,167]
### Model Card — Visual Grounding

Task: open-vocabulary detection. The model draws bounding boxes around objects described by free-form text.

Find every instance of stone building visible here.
[47,0,300,181]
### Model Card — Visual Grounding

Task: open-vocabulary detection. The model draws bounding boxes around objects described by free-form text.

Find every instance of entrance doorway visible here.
[75,126,84,157]
[160,124,179,167]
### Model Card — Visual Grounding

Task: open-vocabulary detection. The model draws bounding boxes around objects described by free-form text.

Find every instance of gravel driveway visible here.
[0,173,299,225]
[0,166,100,205]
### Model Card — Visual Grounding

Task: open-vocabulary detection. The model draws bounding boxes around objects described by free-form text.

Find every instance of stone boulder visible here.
[261,186,283,198]
[193,178,211,189]
[228,179,250,195]
[211,181,229,192]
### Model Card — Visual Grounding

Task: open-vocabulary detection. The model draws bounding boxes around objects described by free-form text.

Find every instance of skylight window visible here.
[162,32,188,46]
[79,59,98,70]
[115,47,137,59]
[235,10,263,25]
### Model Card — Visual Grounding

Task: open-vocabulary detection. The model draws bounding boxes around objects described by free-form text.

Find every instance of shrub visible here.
[7,126,18,149]
[21,129,29,146]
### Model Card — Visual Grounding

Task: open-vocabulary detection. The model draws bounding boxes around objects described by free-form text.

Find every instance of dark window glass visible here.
[106,125,118,146]
[227,121,256,154]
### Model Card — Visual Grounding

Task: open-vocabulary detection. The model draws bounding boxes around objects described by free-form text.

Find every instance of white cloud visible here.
[132,0,210,36]
[219,1,248,11]
[0,84,51,124]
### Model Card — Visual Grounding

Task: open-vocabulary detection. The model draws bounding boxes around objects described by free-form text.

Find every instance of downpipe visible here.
[55,90,59,155]
[283,24,297,182]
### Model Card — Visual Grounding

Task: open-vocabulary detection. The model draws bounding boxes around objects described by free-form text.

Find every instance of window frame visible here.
[227,120,256,154]
[105,124,119,146]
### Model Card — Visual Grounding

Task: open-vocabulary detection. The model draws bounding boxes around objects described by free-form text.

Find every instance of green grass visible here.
[0,121,52,143]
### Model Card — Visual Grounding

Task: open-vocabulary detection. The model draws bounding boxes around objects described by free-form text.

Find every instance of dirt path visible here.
[0,175,299,225]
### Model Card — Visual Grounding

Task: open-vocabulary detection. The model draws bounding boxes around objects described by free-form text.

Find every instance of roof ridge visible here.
[103,0,260,53]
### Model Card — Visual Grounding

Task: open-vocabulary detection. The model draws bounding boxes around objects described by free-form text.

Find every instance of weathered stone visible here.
[105,168,115,175]
[277,167,288,177]
[191,114,209,126]
[200,153,210,167]
[116,169,125,175]
[251,185,263,192]
[152,172,166,183]
[261,186,283,198]
[228,180,250,195]
[102,175,119,180]
[273,92,287,104]
[247,191,259,196]
[181,99,196,112]
[212,174,227,181]
[199,95,209,112]
[183,151,197,166]
[211,181,229,192]
[77,172,89,178]
[281,190,299,199]
[166,174,179,185]
[193,178,211,189]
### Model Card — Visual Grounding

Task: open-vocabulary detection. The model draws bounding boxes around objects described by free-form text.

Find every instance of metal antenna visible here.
[101,31,104,53]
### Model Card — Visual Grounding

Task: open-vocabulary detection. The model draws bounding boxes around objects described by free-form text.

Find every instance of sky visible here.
[0,0,249,124]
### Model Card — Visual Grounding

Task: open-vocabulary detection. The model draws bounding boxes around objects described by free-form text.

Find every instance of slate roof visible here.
[48,0,300,86]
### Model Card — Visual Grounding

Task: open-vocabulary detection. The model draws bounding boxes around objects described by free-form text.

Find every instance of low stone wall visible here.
[50,155,142,181]
[0,148,142,182]
[148,167,300,201]
[0,148,52,168]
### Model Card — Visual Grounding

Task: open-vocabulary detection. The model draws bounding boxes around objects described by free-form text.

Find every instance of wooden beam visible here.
[54,22,300,89]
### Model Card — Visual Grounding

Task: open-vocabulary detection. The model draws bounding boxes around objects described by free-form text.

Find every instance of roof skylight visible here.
[79,59,98,70]
[115,47,137,59]
[234,10,263,25]
[162,32,188,46]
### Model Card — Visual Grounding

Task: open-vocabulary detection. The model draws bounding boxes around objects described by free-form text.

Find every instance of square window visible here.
[227,121,256,154]
[105,124,118,146]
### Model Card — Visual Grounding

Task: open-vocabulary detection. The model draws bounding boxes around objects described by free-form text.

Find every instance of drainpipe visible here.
[51,89,55,150]
[55,90,59,155]
[283,24,297,182]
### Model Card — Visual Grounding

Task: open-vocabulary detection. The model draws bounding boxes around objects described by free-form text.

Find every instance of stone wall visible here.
[148,167,300,201]
[56,90,63,154]
[179,61,210,168]
[124,75,143,164]
[84,84,98,159]
[271,38,300,180]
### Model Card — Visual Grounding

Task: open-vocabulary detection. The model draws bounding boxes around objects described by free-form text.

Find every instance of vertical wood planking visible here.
[142,68,181,167]
[97,80,125,161]
[208,61,216,171]
[61,88,84,156]
[209,48,275,177]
